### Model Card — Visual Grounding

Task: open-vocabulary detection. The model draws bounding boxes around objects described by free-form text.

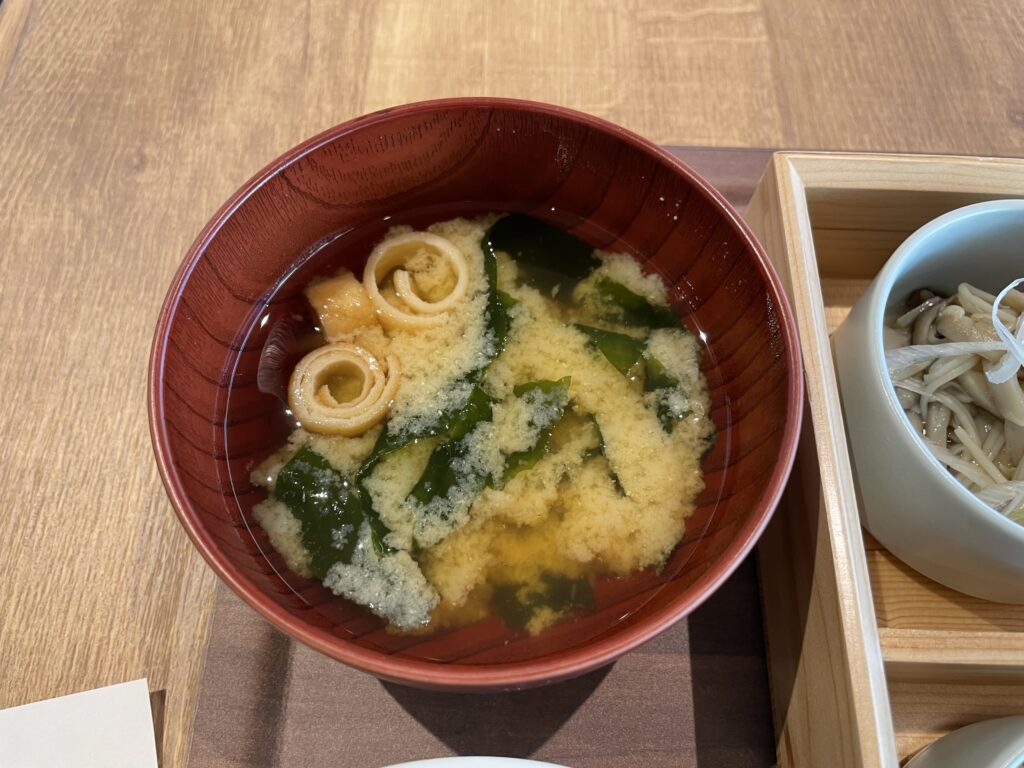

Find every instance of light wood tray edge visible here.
[749,152,899,768]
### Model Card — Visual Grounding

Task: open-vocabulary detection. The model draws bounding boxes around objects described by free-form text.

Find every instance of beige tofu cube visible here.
[305,269,379,340]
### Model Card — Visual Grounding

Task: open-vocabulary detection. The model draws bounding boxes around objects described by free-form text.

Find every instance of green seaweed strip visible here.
[409,371,570,507]
[496,289,519,309]
[576,324,677,394]
[406,386,495,508]
[447,384,496,440]
[576,321,691,434]
[275,446,377,577]
[485,214,599,293]
[581,415,625,495]
[491,584,535,630]
[593,276,679,329]
[493,572,595,631]
[358,379,493,482]
[642,352,679,392]
[499,377,572,487]
[357,424,432,482]
[575,324,645,377]
[654,399,690,433]
[640,350,689,433]
[406,440,467,510]
[483,231,514,354]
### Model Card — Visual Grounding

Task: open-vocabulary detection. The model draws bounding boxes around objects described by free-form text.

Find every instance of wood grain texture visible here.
[747,155,896,768]
[756,152,1024,765]
[0,0,1021,764]
[889,677,1024,759]
[762,1,1024,155]
[356,0,1024,155]
[883,629,1024,675]
[869,553,1024,635]
[0,0,32,86]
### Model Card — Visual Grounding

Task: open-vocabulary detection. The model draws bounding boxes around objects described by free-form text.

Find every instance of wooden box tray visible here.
[747,152,1024,766]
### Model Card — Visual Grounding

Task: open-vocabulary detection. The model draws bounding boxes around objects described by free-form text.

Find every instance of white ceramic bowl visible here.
[834,199,1024,603]
[905,716,1024,768]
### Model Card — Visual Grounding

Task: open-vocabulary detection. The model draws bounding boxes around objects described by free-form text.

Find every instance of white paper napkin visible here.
[0,679,159,768]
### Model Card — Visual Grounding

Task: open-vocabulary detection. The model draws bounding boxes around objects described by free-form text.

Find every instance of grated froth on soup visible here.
[250,214,715,634]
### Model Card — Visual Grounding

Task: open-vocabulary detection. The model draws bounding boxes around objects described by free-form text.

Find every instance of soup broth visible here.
[244,214,715,635]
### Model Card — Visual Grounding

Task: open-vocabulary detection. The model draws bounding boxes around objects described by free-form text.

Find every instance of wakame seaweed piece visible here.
[651,390,692,433]
[656,401,689,432]
[446,384,495,440]
[513,377,573,398]
[642,351,679,392]
[484,214,600,293]
[492,572,595,631]
[496,289,518,309]
[357,383,484,482]
[492,289,518,353]
[575,324,645,378]
[580,414,625,495]
[365,513,392,556]
[640,352,690,433]
[491,583,534,630]
[357,379,496,481]
[542,572,595,614]
[576,324,689,434]
[406,385,496,508]
[406,439,466,509]
[481,228,514,354]
[593,276,679,329]
[498,377,572,487]
[275,446,379,578]
[581,416,603,461]
[357,425,425,481]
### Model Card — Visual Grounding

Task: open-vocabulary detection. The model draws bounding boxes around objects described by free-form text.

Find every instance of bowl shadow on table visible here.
[383,555,776,766]
[687,556,776,767]
[382,667,611,758]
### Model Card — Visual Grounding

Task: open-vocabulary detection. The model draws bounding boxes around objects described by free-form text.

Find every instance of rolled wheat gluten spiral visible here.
[288,342,401,436]
[363,231,470,329]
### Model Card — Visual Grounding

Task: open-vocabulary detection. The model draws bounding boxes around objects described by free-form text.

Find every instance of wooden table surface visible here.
[0,2,1021,767]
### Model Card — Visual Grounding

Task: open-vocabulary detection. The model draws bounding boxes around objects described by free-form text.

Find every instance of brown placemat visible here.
[186,147,777,768]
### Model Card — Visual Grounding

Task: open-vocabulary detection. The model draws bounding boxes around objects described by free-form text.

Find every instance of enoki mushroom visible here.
[288,342,400,436]
[885,280,1024,524]
[363,231,470,329]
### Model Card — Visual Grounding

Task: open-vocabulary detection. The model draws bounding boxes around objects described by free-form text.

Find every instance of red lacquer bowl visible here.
[148,98,803,691]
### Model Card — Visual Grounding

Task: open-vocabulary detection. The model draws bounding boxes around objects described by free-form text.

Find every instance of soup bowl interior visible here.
[149,99,801,690]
